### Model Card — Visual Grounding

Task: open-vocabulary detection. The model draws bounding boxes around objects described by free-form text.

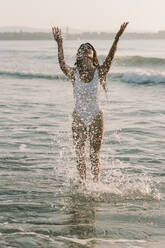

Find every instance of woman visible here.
[52,22,128,182]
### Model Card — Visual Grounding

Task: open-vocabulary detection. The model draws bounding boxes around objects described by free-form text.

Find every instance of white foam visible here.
[68,169,162,202]
[122,71,165,84]
[57,236,146,245]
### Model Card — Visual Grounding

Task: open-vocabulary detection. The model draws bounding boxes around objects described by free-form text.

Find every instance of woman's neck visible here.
[77,58,96,82]
[78,57,95,73]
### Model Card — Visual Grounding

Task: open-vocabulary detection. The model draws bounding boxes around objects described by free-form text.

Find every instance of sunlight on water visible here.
[0,40,165,247]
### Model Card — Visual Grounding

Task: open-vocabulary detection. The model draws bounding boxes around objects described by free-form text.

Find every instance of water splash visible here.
[66,159,162,203]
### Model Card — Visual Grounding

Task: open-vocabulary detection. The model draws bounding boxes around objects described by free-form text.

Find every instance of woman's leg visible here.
[89,111,104,182]
[72,111,87,180]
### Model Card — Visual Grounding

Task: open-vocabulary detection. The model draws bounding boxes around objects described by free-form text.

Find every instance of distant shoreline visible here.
[0,31,165,40]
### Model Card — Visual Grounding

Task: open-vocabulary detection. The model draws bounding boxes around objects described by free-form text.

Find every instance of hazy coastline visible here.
[1,30,165,40]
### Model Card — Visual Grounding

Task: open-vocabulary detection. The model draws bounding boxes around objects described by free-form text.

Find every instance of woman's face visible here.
[77,44,94,60]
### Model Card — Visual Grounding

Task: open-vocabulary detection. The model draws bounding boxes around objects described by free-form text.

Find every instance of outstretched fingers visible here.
[52,26,62,42]
[116,22,129,39]
[121,22,129,31]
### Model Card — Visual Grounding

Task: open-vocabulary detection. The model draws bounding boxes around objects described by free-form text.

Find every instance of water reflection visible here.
[62,187,98,248]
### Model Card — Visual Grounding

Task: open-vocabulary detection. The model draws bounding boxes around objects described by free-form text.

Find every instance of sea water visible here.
[0,39,165,247]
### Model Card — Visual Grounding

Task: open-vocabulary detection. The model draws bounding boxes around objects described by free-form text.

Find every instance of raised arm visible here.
[99,22,129,80]
[52,27,75,81]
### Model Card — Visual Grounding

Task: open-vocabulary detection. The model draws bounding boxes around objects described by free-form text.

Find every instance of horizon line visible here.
[0,25,164,33]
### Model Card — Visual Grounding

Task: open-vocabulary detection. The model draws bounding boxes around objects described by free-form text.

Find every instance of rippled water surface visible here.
[0,40,165,247]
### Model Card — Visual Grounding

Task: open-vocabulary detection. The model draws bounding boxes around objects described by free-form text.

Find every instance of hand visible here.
[115,22,129,40]
[52,26,63,43]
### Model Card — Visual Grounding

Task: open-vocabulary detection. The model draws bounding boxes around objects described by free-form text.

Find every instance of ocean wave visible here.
[26,54,165,68]
[121,71,165,84]
[99,55,165,68]
[0,70,68,81]
[116,56,165,67]
[1,70,165,85]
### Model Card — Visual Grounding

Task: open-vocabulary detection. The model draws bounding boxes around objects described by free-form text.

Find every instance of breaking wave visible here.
[1,70,165,85]
[121,71,165,84]
[0,70,68,81]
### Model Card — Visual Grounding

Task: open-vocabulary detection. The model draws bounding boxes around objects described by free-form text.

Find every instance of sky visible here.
[0,0,165,32]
